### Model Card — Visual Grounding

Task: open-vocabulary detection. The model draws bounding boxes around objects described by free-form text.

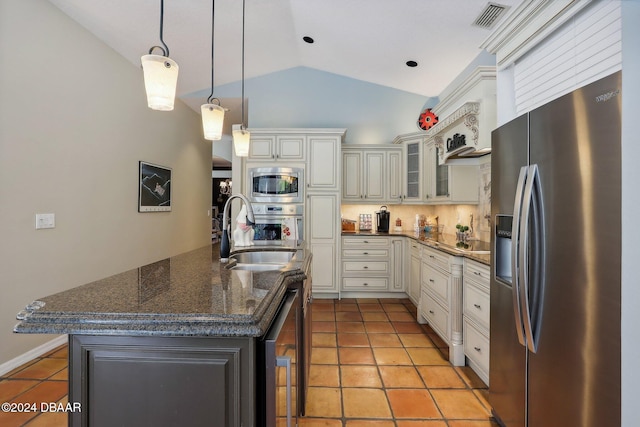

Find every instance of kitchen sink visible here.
[226,249,297,271]
[228,263,286,272]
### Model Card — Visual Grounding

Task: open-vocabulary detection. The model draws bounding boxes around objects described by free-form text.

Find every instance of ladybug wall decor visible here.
[418,108,438,130]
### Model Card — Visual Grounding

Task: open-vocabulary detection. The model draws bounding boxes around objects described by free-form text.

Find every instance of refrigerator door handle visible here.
[519,164,546,353]
[511,165,528,347]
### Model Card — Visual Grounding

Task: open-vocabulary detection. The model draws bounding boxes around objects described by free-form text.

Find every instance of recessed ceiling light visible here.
[303,36,314,44]
[406,60,418,67]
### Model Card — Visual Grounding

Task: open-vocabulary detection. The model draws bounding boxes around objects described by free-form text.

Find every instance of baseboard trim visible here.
[0,335,68,377]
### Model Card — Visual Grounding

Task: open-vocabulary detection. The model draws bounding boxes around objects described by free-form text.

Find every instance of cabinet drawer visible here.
[463,282,490,330]
[342,249,389,258]
[410,242,422,257]
[342,277,388,291]
[464,320,490,378]
[342,237,390,247]
[421,263,450,305]
[464,260,490,289]
[420,291,449,342]
[343,261,389,274]
[422,246,450,272]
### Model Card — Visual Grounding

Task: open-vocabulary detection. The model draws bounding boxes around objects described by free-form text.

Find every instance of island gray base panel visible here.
[70,335,255,427]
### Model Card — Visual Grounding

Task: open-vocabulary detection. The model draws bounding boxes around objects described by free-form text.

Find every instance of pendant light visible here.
[232,0,250,157]
[140,0,179,111]
[201,0,225,140]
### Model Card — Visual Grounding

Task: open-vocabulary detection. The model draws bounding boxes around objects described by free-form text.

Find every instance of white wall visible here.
[620,2,640,425]
[0,0,212,365]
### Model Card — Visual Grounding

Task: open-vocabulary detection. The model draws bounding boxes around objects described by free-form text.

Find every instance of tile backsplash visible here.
[341,204,489,242]
[342,161,492,242]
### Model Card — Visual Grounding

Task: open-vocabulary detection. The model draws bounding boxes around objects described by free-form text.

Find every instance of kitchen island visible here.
[14,242,311,427]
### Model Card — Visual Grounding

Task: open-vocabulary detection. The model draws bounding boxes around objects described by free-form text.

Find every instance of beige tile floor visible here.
[0,298,499,426]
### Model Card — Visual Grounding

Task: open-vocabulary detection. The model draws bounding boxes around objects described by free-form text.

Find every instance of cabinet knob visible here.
[474,303,481,309]
[429,279,434,283]
[363,266,369,269]
[474,271,483,277]
[474,346,482,352]
[363,240,369,243]
[363,252,369,255]
[363,282,369,286]
[429,310,435,315]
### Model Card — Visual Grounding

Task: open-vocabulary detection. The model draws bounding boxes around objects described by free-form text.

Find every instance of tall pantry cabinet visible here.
[305,131,345,296]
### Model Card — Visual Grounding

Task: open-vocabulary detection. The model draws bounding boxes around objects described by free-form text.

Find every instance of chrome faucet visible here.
[220,194,255,261]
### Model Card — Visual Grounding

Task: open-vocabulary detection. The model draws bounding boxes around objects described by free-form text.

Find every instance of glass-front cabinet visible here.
[424,139,479,204]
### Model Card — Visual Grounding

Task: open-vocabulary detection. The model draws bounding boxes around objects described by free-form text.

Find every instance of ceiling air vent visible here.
[473,2,509,29]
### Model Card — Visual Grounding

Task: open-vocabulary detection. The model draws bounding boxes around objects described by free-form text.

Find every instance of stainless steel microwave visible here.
[248,167,304,204]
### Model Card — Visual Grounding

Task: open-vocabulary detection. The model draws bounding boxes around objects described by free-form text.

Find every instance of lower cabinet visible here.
[463,259,490,385]
[341,236,405,295]
[408,241,422,305]
[307,193,340,295]
[70,335,254,427]
[418,246,465,366]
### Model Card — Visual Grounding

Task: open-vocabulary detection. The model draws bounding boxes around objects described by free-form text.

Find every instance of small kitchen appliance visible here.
[376,206,390,233]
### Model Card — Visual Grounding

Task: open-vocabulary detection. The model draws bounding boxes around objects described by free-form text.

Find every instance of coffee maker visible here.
[376,206,390,233]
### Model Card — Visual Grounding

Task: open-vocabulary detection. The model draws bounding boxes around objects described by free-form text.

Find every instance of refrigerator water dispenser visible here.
[494,215,513,285]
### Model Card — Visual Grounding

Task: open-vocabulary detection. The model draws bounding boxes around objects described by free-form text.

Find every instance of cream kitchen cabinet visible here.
[423,139,479,204]
[408,241,422,305]
[341,236,390,292]
[390,238,405,293]
[247,134,305,162]
[236,129,345,298]
[387,149,403,202]
[418,245,465,366]
[463,259,490,385]
[394,134,425,203]
[307,193,340,295]
[307,134,341,190]
[341,146,402,204]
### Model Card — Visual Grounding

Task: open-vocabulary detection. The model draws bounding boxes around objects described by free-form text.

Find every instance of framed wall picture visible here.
[138,161,172,212]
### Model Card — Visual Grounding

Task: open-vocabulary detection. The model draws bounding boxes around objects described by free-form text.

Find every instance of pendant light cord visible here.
[149,0,170,57]
[241,0,246,129]
[206,0,219,105]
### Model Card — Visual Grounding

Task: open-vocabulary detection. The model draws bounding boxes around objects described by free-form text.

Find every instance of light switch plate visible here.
[35,213,55,229]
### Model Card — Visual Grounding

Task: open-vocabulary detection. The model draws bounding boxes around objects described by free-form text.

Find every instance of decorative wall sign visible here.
[139,161,172,212]
[446,133,467,152]
[418,108,438,130]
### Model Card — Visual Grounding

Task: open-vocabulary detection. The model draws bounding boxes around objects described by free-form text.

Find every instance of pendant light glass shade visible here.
[201,104,225,140]
[141,54,179,111]
[232,124,251,157]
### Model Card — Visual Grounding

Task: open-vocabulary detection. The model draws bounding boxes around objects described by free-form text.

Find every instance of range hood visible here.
[425,67,496,165]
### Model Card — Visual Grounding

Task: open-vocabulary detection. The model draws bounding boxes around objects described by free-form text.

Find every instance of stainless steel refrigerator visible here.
[489,71,621,427]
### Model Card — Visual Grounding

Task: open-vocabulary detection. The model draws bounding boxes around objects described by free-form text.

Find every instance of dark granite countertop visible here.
[14,242,310,338]
[342,230,491,265]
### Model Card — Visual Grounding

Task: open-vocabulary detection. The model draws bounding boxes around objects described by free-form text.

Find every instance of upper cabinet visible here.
[424,139,479,204]
[403,136,424,203]
[341,145,402,204]
[247,134,306,162]
[307,134,342,190]
[392,131,479,205]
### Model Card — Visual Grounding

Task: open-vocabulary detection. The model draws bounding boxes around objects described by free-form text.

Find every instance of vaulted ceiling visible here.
[49,0,522,101]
